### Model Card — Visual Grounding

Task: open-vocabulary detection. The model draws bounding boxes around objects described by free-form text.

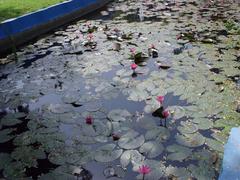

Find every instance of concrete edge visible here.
[0,0,111,54]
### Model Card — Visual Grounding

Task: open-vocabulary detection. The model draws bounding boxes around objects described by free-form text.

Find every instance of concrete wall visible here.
[0,0,111,54]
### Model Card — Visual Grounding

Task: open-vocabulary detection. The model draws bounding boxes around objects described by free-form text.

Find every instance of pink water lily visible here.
[156,96,164,104]
[87,33,94,41]
[131,63,138,70]
[138,165,151,175]
[149,44,156,49]
[162,110,170,119]
[85,116,93,125]
[129,48,136,54]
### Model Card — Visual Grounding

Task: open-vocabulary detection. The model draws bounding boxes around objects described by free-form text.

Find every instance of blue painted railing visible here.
[0,0,100,40]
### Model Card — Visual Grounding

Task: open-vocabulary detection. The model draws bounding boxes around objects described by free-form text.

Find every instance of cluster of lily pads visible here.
[0,0,239,179]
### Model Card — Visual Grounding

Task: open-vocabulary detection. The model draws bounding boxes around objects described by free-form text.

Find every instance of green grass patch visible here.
[0,0,66,22]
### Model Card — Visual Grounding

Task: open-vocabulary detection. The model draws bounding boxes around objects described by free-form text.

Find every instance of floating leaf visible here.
[166,144,192,162]
[95,144,123,162]
[3,161,25,179]
[0,129,14,143]
[48,104,71,114]
[108,109,131,122]
[192,118,214,130]
[166,166,191,179]
[144,99,160,113]
[11,146,46,168]
[145,127,170,142]
[205,138,224,152]
[118,130,145,149]
[0,113,25,126]
[167,106,185,119]
[177,121,198,134]
[175,132,205,147]
[120,150,144,168]
[0,153,12,170]
[139,141,164,158]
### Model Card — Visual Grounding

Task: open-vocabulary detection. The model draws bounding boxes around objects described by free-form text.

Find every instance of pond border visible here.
[0,0,111,54]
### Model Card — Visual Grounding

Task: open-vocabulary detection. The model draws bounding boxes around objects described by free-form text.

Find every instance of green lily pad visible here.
[175,132,205,147]
[205,138,224,152]
[0,129,14,143]
[3,161,26,179]
[108,109,131,122]
[145,127,170,142]
[166,144,192,162]
[120,150,144,168]
[168,106,185,119]
[118,130,145,149]
[11,146,46,168]
[177,121,198,134]
[192,118,214,130]
[95,144,123,162]
[166,166,191,179]
[144,99,160,113]
[0,113,25,126]
[139,141,164,158]
[48,104,72,114]
[0,153,12,170]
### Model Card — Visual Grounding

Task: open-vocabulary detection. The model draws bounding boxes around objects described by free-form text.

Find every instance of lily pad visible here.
[0,153,12,170]
[166,144,192,162]
[120,150,144,168]
[166,166,191,179]
[118,130,145,149]
[139,141,164,158]
[192,118,214,130]
[108,109,131,122]
[95,144,123,162]
[0,129,14,143]
[205,138,224,152]
[167,106,185,119]
[175,132,205,147]
[177,121,198,134]
[0,113,25,126]
[145,127,170,142]
[11,146,46,168]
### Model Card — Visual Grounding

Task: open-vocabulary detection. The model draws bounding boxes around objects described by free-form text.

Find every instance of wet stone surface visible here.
[0,0,240,179]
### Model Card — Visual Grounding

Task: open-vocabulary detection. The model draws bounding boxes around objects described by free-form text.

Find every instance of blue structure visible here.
[219,127,240,180]
[0,0,111,53]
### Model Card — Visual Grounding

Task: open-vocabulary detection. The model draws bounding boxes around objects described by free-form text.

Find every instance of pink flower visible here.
[129,48,136,54]
[138,165,151,175]
[87,33,94,41]
[156,96,164,104]
[85,116,93,125]
[162,110,170,119]
[131,63,138,70]
[149,44,156,49]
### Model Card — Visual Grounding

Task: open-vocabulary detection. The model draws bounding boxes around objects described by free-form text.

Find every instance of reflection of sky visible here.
[219,127,240,179]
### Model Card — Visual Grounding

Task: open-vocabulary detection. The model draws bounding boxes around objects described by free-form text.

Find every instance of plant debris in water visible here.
[0,0,240,179]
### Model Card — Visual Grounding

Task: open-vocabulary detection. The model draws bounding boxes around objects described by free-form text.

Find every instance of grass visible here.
[0,0,66,22]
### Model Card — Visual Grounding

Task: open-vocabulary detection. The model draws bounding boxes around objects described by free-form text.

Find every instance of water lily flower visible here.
[129,48,136,55]
[85,116,93,125]
[162,110,170,119]
[87,33,94,41]
[156,96,164,104]
[131,63,138,70]
[149,44,156,49]
[138,165,151,175]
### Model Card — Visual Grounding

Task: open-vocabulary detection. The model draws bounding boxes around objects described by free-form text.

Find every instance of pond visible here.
[0,0,240,179]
